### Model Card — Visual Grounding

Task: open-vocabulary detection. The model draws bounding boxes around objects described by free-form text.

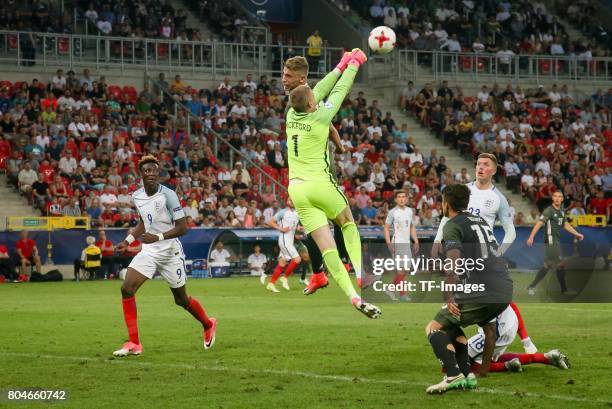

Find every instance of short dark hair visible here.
[394,189,407,198]
[443,184,470,212]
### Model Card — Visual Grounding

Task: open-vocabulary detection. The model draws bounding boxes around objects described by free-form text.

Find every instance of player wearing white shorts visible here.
[432,153,535,353]
[266,198,302,292]
[383,190,419,300]
[112,155,217,357]
[467,305,570,373]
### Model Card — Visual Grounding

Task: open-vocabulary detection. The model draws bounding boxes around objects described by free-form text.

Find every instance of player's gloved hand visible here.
[348,48,368,68]
[335,51,353,73]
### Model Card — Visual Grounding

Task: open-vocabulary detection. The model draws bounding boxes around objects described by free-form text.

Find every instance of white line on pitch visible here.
[1,352,608,404]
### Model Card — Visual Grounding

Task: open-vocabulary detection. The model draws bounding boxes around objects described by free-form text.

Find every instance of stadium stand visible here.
[401,79,611,219]
[333,0,602,58]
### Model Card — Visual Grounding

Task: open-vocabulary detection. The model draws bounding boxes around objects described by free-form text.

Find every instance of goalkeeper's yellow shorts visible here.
[288,179,348,234]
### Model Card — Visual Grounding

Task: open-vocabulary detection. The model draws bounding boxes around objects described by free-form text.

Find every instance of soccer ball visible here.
[368,26,396,54]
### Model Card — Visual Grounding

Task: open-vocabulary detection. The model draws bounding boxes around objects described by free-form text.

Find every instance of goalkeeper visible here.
[285,49,380,319]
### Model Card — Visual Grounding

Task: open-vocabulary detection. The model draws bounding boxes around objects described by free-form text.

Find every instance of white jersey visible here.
[465,182,513,229]
[468,305,519,363]
[434,181,515,246]
[132,185,186,254]
[385,206,414,244]
[274,207,299,246]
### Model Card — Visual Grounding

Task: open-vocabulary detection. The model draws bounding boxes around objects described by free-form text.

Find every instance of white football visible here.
[368,26,396,54]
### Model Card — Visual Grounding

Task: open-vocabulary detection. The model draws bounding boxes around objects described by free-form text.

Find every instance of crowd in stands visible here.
[78,0,206,41]
[0,61,470,234]
[0,0,65,33]
[401,79,612,224]
[333,0,606,59]
[555,0,610,53]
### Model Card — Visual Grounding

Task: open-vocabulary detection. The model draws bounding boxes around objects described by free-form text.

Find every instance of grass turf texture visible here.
[1,276,611,409]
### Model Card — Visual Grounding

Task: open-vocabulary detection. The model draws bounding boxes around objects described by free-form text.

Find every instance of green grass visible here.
[1,277,611,409]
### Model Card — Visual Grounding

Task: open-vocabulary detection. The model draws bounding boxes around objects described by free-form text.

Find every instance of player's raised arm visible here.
[315,51,367,124]
[312,50,354,103]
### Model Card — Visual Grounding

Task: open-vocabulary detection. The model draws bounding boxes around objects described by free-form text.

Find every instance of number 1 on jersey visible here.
[292,135,299,157]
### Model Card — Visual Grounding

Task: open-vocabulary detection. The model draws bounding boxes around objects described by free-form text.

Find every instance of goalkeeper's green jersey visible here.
[286,65,357,182]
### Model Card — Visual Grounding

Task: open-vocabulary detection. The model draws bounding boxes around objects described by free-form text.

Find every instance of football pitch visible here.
[1,277,611,409]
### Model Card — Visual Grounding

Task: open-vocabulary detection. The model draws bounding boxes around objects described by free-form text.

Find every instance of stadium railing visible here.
[145,75,288,197]
[0,30,344,80]
[2,29,609,84]
[389,50,612,84]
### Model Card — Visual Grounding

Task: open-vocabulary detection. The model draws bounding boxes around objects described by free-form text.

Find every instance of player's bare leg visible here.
[268,256,287,293]
[171,285,217,350]
[113,267,148,356]
[310,213,380,319]
[425,320,469,393]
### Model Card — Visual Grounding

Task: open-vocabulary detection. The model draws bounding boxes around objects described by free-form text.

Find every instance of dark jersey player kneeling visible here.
[424,184,513,394]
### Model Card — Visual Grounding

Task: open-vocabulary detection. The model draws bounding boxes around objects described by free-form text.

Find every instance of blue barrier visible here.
[0,226,609,270]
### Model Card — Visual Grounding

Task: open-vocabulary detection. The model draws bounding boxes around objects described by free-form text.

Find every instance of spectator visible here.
[306,30,323,68]
[0,242,18,282]
[74,235,101,281]
[209,241,231,267]
[18,161,37,197]
[96,230,116,279]
[248,245,268,281]
[15,231,41,277]
[62,196,81,217]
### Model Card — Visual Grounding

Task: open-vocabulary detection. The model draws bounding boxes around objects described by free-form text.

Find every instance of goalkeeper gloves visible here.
[348,48,367,69]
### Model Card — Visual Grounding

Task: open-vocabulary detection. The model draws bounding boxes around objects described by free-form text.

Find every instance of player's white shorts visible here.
[129,243,187,288]
[278,238,299,260]
[468,306,518,363]
[392,242,412,258]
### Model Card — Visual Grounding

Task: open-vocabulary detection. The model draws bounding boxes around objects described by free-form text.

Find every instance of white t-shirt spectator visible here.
[408,151,423,165]
[499,128,515,140]
[263,207,276,224]
[96,20,112,34]
[210,248,231,265]
[58,156,77,174]
[52,75,66,90]
[217,169,231,182]
[504,161,521,177]
[100,192,118,208]
[496,49,515,65]
[80,157,96,173]
[548,91,561,103]
[58,95,76,111]
[75,99,92,111]
[230,104,247,117]
[477,90,490,104]
[367,125,382,138]
[68,121,86,137]
[247,252,267,275]
[417,194,434,210]
[521,173,534,187]
[233,205,247,223]
[535,159,551,176]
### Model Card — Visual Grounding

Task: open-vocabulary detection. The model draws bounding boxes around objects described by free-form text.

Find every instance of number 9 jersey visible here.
[129,185,188,288]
